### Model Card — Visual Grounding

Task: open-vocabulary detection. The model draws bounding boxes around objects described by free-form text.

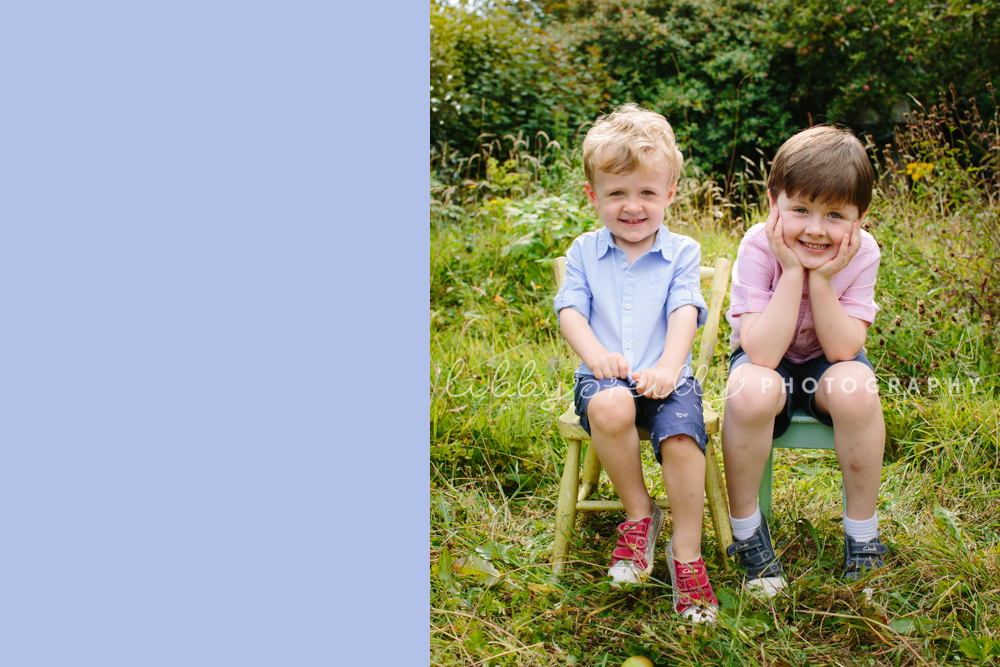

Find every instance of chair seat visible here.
[557,405,719,439]
[771,409,834,451]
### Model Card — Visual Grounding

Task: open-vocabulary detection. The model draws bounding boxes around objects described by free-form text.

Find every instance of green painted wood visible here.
[759,409,843,519]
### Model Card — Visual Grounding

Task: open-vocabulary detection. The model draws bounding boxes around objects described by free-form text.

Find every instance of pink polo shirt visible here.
[726,222,881,363]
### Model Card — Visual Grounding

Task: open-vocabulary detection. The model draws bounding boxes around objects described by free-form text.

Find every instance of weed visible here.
[430,95,1000,665]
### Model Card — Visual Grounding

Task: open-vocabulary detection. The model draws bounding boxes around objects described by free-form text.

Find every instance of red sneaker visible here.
[666,539,719,623]
[608,502,664,587]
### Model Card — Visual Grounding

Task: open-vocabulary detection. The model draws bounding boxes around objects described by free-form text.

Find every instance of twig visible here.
[796,610,931,667]
[431,607,528,648]
[471,642,546,666]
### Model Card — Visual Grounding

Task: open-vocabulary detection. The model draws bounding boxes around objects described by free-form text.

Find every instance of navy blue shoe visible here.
[726,518,787,597]
[843,532,888,581]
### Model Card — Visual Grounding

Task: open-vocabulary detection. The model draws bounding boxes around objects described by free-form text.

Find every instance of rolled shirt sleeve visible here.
[553,236,592,322]
[664,238,708,328]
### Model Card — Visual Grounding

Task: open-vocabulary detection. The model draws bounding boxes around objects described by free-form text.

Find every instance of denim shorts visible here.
[728,347,875,439]
[573,375,708,464]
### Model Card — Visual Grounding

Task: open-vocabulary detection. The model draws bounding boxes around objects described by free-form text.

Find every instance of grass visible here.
[430,103,1000,666]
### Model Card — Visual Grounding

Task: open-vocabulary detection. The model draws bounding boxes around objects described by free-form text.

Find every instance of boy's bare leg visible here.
[721,364,787,519]
[814,362,885,520]
[587,387,652,521]
[660,434,705,562]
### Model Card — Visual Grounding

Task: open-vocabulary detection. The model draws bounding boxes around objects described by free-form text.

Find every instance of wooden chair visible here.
[551,256,734,576]
[759,412,845,519]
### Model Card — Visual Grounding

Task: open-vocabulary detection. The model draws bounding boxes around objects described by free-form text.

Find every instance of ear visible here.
[664,183,677,206]
[767,188,777,208]
[857,207,869,223]
[585,181,598,208]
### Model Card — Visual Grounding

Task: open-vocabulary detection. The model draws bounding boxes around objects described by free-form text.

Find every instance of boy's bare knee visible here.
[726,365,784,420]
[822,365,882,420]
[587,389,635,432]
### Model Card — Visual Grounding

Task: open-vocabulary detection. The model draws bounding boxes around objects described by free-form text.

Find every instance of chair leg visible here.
[553,438,582,577]
[759,447,775,519]
[577,442,602,502]
[704,436,733,565]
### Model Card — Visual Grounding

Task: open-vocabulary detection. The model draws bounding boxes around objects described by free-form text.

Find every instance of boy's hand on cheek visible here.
[765,205,802,273]
[813,219,862,280]
[632,368,676,399]
[590,352,631,380]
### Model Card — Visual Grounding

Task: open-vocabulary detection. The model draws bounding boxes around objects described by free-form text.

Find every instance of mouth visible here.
[619,218,647,226]
[799,240,830,253]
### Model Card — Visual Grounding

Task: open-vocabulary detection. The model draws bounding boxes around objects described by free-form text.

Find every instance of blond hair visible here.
[582,103,683,187]
[767,125,874,213]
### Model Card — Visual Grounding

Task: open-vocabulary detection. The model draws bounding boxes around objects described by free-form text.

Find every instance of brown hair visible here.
[767,125,874,213]
[582,103,683,187]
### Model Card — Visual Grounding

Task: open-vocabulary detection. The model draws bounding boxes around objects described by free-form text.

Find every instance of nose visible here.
[623,197,641,212]
[804,214,824,236]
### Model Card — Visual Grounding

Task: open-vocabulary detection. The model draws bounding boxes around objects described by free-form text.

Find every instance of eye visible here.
[643,189,657,195]
[794,207,808,214]
[828,211,843,219]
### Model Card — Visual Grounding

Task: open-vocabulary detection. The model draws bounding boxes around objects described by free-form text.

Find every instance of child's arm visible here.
[740,207,805,368]
[809,219,869,361]
[558,308,631,380]
[633,305,698,398]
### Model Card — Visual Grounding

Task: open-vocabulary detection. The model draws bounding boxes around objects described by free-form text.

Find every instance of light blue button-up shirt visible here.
[553,226,707,380]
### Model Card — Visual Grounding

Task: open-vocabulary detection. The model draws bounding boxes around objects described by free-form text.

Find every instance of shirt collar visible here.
[595,225,673,260]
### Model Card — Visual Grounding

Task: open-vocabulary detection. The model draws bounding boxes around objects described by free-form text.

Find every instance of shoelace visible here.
[674,559,719,608]
[612,517,651,569]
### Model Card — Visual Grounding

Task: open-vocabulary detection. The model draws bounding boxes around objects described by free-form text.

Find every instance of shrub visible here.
[765,0,1000,144]
[431,0,609,171]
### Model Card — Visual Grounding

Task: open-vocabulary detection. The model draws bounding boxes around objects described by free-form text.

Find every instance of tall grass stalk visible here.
[430,98,1000,665]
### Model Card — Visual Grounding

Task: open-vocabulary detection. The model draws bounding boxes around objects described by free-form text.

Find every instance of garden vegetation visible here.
[431,2,1000,664]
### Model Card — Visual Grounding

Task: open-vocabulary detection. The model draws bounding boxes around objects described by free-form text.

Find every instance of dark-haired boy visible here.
[722,125,887,596]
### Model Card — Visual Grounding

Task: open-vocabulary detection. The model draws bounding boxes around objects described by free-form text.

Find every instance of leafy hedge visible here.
[431,1,609,160]
[431,0,1000,181]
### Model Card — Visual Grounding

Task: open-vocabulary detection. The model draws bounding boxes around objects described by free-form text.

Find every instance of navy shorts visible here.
[573,375,708,464]
[728,347,875,439]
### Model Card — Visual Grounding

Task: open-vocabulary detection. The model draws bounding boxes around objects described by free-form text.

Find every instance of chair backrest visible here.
[553,256,731,385]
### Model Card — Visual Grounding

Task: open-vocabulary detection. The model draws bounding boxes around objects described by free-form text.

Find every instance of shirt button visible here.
[801,294,808,300]
[799,329,807,334]
[624,303,631,310]
[622,262,627,268]
[625,343,631,349]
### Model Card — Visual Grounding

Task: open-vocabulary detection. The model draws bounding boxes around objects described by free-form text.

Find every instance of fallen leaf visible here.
[452,554,501,585]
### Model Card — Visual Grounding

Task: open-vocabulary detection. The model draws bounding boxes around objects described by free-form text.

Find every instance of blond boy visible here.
[554,104,717,622]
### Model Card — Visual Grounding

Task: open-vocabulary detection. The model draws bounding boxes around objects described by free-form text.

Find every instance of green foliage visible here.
[864,86,1000,393]
[549,0,800,179]
[433,0,1000,183]
[430,87,1000,665]
[765,0,1000,141]
[431,0,609,166]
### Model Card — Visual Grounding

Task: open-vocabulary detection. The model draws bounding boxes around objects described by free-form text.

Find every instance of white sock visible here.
[843,512,879,542]
[730,506,762,541]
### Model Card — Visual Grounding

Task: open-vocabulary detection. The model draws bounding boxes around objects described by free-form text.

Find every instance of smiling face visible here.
[775,191,864,270]
[586,163,676,259]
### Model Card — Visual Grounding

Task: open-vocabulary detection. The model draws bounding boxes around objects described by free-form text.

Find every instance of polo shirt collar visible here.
[595,225,673,260]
